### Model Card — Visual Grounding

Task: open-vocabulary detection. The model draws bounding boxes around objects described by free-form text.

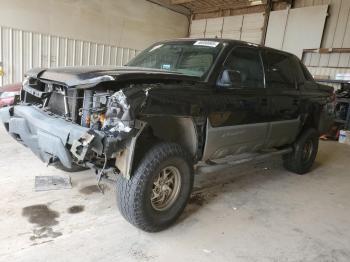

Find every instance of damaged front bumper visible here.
[0,105,91,168]
[0,105,143,177]
[0,105,117,169]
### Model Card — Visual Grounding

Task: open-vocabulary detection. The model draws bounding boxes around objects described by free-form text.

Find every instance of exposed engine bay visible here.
[24,79,135,130]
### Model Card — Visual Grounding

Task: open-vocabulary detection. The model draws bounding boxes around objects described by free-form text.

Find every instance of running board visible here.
[196,147,292,174]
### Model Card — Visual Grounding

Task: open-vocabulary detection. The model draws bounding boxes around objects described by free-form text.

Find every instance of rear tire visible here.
[116,142,193,232]
[283,128,319,175]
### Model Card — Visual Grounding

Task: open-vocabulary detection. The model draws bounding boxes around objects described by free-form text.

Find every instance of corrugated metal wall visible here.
[298,0,350,78]
[0,26,140,86]
[265,5,328,58]
[189,13,265,45]
[189,0,350,81]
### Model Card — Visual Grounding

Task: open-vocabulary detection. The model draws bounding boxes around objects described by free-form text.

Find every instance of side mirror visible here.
[217,69,242,88]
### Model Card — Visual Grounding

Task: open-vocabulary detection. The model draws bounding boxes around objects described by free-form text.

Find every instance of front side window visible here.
[264,51,296,89]
[127,40,223,78]
[224,47,264,89]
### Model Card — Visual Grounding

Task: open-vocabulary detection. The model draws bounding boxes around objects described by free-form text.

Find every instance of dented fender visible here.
[70,119,147,178]
[114,120,147,179]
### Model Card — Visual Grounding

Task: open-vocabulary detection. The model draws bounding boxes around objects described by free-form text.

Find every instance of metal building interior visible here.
[0,0,349,261]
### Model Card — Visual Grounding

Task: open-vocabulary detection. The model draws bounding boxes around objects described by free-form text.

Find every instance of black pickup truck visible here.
[0,39,333,232]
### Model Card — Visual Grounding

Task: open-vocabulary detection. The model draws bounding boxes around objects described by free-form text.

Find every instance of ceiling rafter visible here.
[187,1,267,14]
[151,0,291,18]
[174,0,267,13]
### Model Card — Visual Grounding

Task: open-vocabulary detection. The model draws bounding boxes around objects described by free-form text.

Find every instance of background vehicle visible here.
[0,83,21,107]
[0,39,333,232]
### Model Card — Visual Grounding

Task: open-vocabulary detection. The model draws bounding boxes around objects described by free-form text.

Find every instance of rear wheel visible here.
[283,128,319,175]
[116,142,193,232]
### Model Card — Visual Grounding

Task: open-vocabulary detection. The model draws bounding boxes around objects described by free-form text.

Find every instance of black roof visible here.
[158,37,296,58]
[161,37,257,46]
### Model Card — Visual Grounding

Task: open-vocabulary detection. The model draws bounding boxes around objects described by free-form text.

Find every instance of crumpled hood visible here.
[25,66,199,87]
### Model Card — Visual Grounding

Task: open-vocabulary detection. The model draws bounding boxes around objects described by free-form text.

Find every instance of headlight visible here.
[0,91,20,99]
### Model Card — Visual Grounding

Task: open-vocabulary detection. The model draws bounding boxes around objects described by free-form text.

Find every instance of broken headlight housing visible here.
[103,90,133,133]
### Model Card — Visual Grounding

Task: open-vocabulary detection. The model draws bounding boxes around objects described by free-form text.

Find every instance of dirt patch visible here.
[189,191,217,206]
[79,184,109,195]
[22,205,62,241]
[189,193,206,206]
[129,246,156,261]
[67,205,85,214]
[22,204,59,227]
[29,227,62,241]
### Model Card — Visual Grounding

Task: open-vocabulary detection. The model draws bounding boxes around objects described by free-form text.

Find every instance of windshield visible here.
[127,40,223,77]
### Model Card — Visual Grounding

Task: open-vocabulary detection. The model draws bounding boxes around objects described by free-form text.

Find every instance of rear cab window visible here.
[299,59,314,81]
[263,50,298,89]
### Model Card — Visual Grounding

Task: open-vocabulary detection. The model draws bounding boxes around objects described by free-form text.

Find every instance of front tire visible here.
[283,128,319,175]
[116,142,194,232]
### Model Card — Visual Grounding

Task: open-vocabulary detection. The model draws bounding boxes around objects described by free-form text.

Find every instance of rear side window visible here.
[290,56,306,83]
[299,61,314,81]
[264,51,296,89]
[224,47,264,89]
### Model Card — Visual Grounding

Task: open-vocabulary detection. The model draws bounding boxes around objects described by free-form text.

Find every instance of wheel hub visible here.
[302,140,314,162]
[151,166,181,211]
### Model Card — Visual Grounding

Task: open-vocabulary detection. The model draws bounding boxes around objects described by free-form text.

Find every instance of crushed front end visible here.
[0,73,147,178]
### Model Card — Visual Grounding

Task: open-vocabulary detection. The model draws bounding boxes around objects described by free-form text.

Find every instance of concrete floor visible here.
[0,125,350,262]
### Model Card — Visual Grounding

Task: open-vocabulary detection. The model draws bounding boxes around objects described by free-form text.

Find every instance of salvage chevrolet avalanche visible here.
[0,39,334,231]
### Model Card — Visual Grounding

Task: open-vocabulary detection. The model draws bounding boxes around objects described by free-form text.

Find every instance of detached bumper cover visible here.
[0,105,88,168]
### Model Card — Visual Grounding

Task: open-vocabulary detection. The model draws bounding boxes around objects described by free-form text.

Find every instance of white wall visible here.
[265,5,328,58]
[296,0,350,80]
[190,13,265,45]
[0,0,189,85]
[0,0,189,50]
[0,26,141,85]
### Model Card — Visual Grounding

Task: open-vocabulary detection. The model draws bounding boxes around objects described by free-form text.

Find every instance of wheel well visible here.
[129,116,198,177]
[302,103,322,133]
[133,116,197,161]
[143,116,198,157]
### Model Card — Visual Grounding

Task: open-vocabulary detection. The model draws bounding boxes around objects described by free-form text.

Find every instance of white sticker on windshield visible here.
[162,64,171,70]
[194,40,220,48]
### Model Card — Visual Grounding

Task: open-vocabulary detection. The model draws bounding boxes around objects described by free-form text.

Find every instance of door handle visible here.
[293,99,299,105]
[261,98,268,106]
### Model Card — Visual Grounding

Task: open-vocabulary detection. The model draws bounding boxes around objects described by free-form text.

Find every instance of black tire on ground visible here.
[116,142,194,232]
[283,128,319,175]
[54,162,88,173]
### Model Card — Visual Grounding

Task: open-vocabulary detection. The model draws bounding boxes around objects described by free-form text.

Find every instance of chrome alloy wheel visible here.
[151,166,182,211]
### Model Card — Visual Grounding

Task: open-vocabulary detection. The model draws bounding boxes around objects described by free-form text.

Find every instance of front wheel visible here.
[283,128,319,175]
[116,142,194,232]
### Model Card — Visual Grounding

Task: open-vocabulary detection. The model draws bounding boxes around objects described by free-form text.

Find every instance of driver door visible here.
[202,46,269,161]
